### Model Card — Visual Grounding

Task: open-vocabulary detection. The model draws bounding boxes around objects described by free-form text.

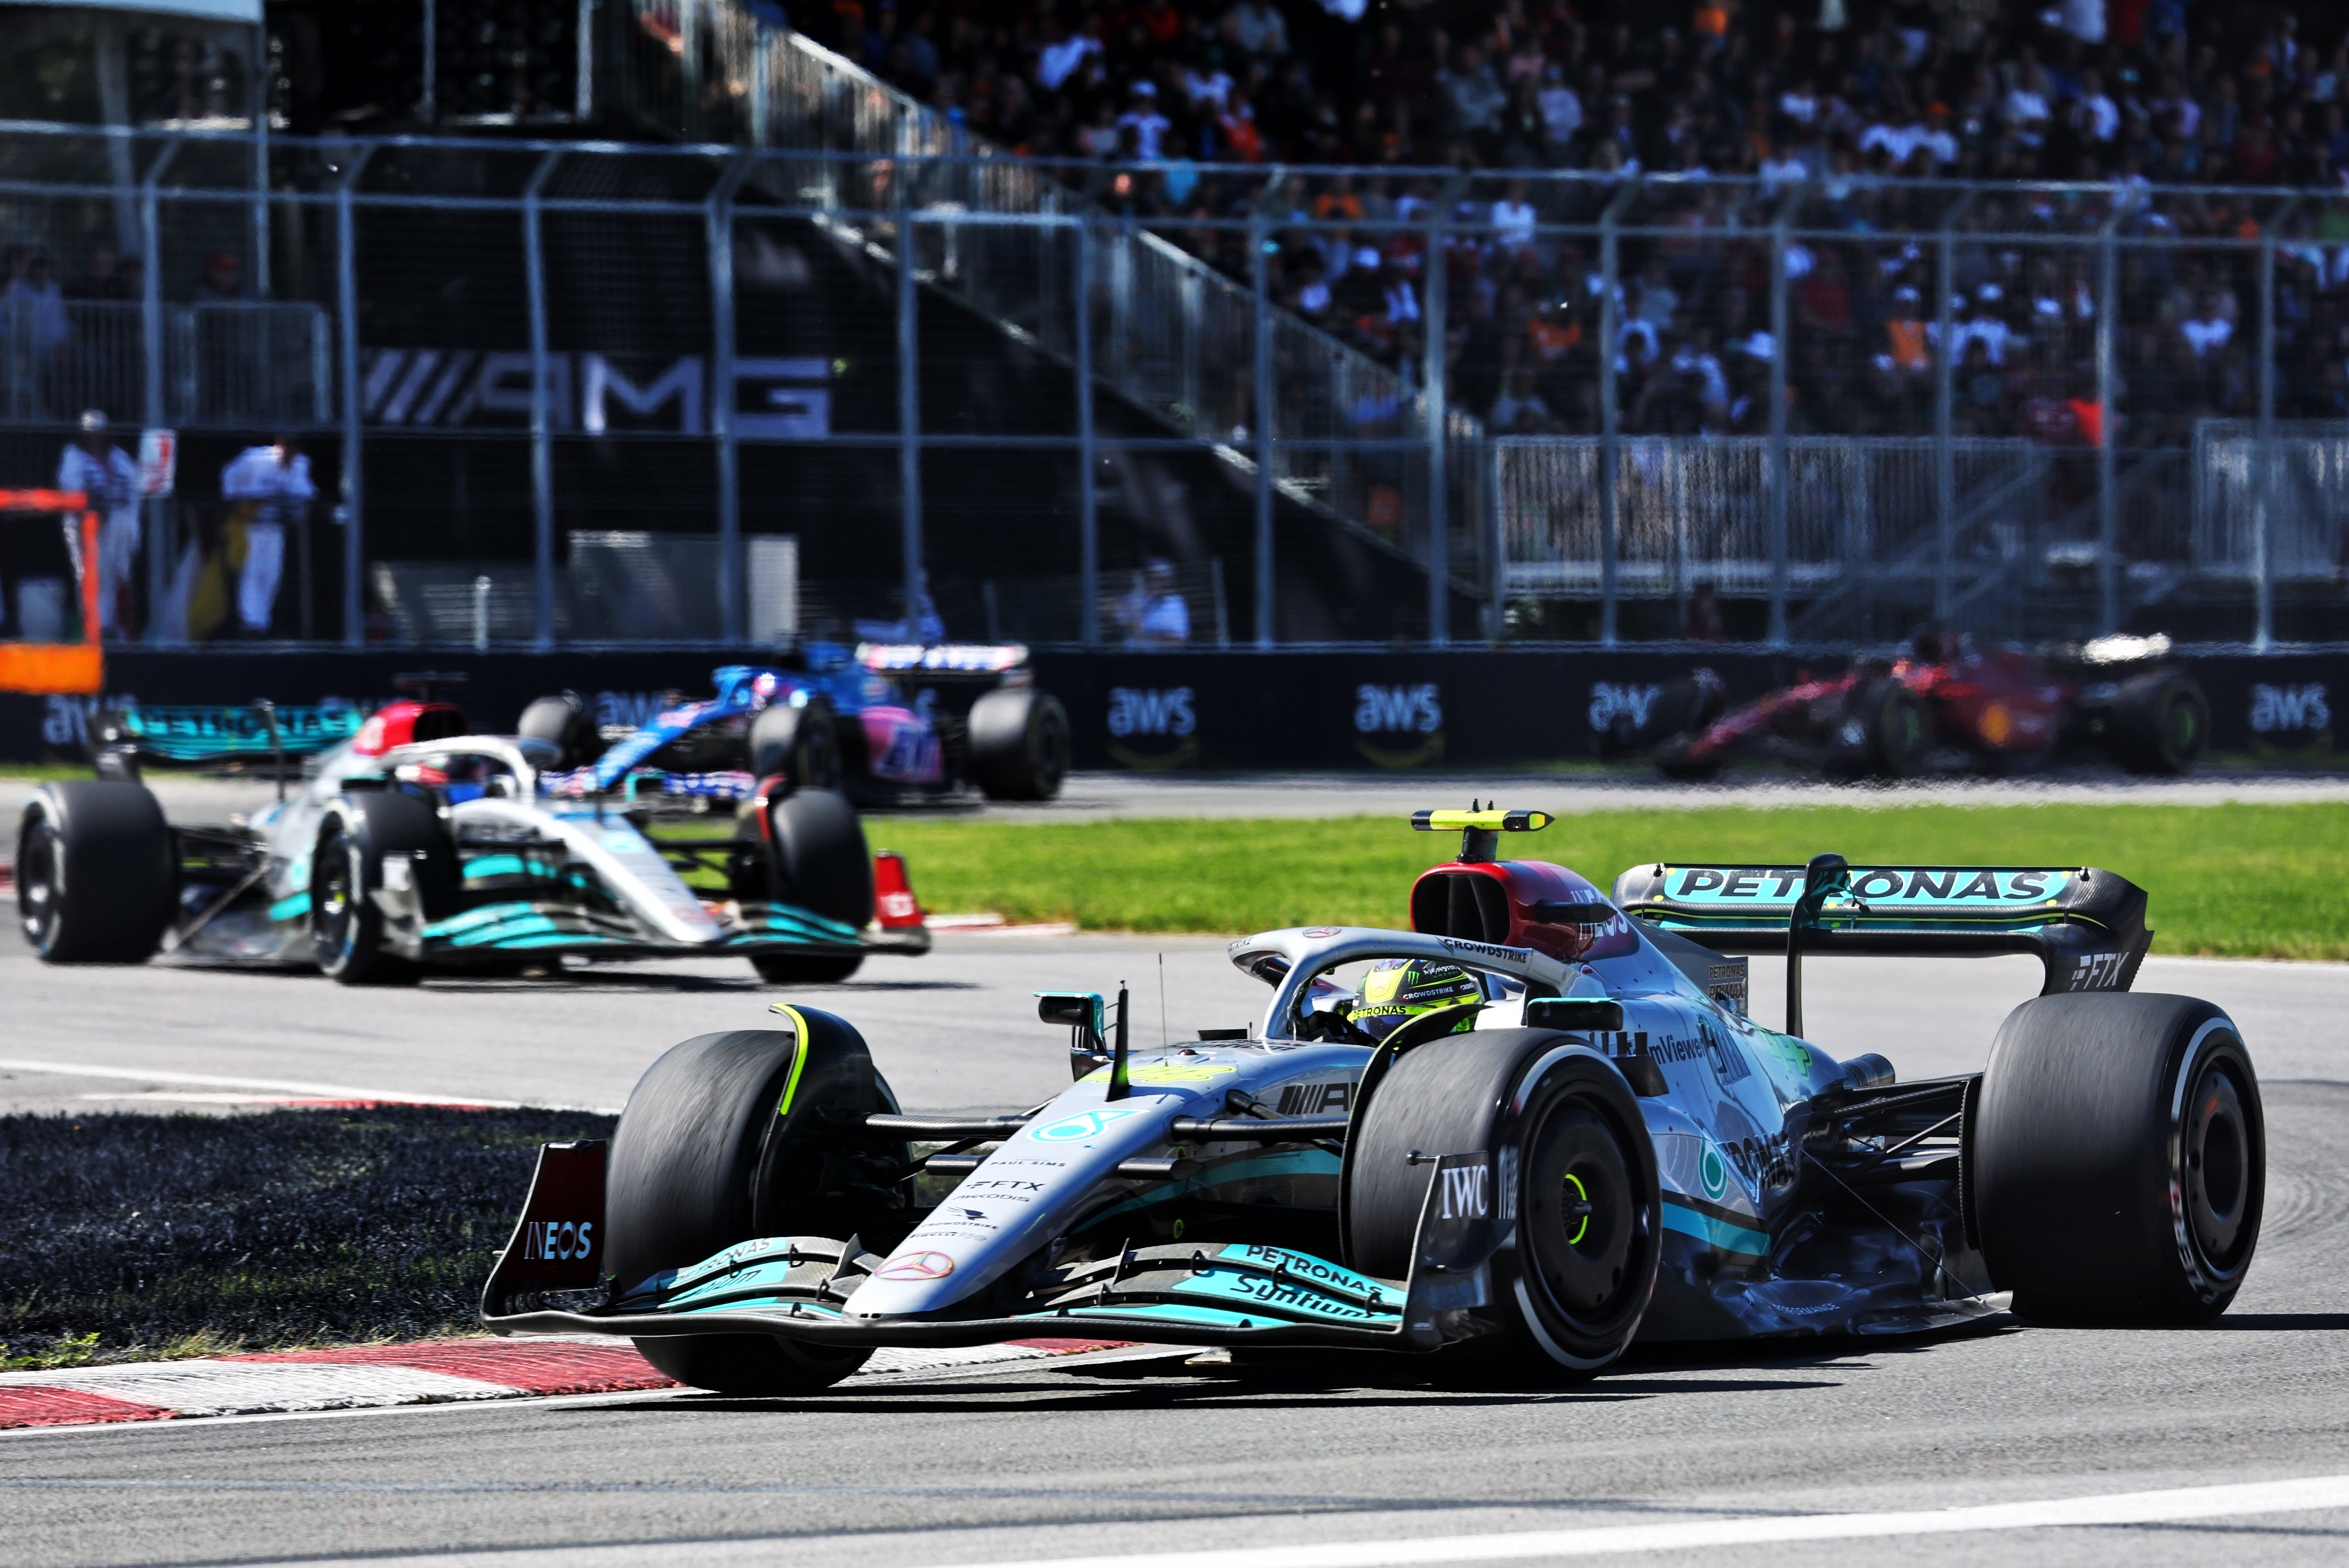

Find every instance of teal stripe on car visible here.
[268,892,310,922]
[1662,1197,1768,1257]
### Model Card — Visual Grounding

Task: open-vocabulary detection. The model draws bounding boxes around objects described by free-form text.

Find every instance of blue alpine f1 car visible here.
[518,643,1070,808]
[482,809,2262,1389]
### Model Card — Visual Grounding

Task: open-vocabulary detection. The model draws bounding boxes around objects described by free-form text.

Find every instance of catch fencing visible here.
[1,95,2344,648]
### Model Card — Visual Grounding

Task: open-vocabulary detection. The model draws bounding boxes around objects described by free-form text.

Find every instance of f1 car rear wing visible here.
[95,701,365,770]
[1610,862,2152,996]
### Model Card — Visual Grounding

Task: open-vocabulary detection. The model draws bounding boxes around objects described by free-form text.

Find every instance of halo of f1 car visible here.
[482,807,2262,1389]
[1607,631,2209,782]
[17,685,928,986]
[516,642,1071,807]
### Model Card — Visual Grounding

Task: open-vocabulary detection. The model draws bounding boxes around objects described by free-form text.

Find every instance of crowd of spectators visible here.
[794,0,2349,446]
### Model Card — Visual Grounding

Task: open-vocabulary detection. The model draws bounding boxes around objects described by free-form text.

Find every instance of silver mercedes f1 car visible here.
[481,808,2262,1388]
[18,695,926,985]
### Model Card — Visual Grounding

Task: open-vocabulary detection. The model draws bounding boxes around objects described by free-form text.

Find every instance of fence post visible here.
[2254,216,2286,651]
[522,150,562,651]
[1425,203,1449,647]
[1597,180,1635,647]
[709,152,752,644]
[1934,190,1976,626]
[897,159,925,641]
[1766,191,1795,647]
[2095,212,2120,634]
[335,145,376,650]
[138,140,180,643]
[577,0,598,123]
[1076,216,1099,647]
[248,103,270,299]
[1251,207,1274,648]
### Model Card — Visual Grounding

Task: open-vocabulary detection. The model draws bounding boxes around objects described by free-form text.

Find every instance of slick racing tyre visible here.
[1971,993,2262,1325]
[516,692,602,771]
[1825,677,1929,782]
[15,782,176,964]
[606,1018,903,1394]
[731,788,871,985]
[967,687,1071,801]
[748,698,845,795]
[2106,669,2209,776]
[311,791,450,985]
[1344,1028,1661,1379]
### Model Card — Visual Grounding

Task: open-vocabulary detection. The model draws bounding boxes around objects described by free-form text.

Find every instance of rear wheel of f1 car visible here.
[1971,992,2263,1325]
[748,699,845,795]
[968,687,1071,801]
[607,1020,904,1394]
[2106,669,2209,775]
[1344,1028,1661,1379]
[516,692,603,771]
[731,788,871,986]
[311,791,449,985]
[15,782,176,964]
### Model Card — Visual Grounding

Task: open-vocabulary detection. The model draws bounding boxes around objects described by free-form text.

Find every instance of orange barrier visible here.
[0,489,103,696]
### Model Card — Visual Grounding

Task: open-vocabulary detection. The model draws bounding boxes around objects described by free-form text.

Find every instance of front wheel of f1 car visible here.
[1344,1028,1661,1378]
[732,788,871,986]
[968,688,1071,801]
[1972,992,2262,1325]
[311,791,448,985]
[16,782,176,964]
[607,1021,904,1393]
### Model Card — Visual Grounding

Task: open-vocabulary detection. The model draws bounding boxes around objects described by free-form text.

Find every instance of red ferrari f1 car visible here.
[1627,632,2208,783]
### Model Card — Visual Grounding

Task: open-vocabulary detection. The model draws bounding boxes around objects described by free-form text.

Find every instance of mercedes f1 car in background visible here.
[516,643,1071,808]
[1619,632,2208,782]
[482,808,2261,1391]
[19,695,926,985]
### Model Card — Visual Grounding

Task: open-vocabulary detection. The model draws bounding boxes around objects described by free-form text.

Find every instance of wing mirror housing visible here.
[1039,991,1109,1080]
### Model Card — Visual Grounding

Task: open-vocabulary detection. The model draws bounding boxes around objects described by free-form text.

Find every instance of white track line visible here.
[0,1057,616,1113]
[916,1475,2349,1568]
[78,1473,2349,1568]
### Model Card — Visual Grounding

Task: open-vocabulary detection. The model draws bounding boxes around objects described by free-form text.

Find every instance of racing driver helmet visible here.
[1351,957,1485,1043]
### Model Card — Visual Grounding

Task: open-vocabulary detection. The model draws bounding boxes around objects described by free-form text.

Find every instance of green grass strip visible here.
[870,802,2349,960]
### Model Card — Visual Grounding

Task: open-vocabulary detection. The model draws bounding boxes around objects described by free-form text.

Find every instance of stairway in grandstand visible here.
[601,0,1487,636]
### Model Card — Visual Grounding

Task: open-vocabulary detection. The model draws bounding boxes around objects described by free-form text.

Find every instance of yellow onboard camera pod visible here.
[1410,804,1553,864]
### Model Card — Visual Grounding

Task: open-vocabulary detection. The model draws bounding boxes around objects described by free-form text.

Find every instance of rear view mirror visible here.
[1037,991,1109,1081]
[1037,991,1105,1034]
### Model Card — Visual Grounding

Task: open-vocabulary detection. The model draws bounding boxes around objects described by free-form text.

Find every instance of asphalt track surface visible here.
[6,901,2349,1566]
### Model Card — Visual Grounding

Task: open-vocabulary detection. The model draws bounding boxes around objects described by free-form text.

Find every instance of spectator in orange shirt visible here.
[1885,287,1932,376]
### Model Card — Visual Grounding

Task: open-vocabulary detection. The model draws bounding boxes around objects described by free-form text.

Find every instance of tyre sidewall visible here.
[17,782,175,963]
[968,688,1069,800]
[1496,1049,1662,1370]
[1974,993,2263,1323]
[1342,1029,1659,1374]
